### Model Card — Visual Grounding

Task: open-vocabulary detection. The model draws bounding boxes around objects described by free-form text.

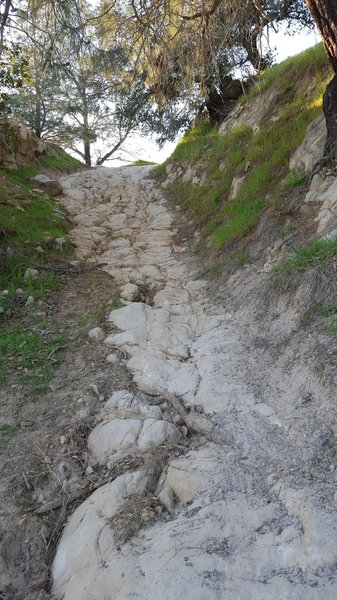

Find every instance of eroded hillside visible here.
[2,44,337,600]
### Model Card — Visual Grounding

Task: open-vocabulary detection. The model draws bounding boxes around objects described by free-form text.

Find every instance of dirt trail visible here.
[51,165,337,599]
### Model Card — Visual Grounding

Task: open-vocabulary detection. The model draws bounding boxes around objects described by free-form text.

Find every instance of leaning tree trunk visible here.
[304,0,337,158]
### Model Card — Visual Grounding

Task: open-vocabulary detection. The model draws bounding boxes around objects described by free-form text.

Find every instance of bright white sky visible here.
[93,24,322,167]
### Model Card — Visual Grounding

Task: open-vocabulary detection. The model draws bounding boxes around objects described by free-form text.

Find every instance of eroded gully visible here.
[51,165,337,600]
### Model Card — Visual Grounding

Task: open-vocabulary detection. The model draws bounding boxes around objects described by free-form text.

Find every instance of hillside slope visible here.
[158,44,332,252]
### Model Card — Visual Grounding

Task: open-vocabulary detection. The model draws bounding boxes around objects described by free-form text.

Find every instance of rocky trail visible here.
[44,165,337,598]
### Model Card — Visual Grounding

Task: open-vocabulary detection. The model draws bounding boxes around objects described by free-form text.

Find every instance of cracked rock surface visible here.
[52,165,337,599]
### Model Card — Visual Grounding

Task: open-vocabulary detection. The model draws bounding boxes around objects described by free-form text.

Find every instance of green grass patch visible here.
[274,236,337,275]
[0,165,68,314]
[0,423,19,437]
[199,259,224,278]
[158,46,329,248]
[283,170,309,189]
[129,159,156,166]
[240,43,329,103]
[0,323,68,392]
[1,165,39,190]
[40,145,84,172]
[316,303,337,334]
[169,120,217,163]
[0,192,64,243]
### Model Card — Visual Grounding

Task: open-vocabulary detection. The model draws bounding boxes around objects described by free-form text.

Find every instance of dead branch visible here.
[28,262,108,274]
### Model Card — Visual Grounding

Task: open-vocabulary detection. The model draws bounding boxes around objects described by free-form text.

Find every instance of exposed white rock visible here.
[31,173,63,196]
[88,327,105,341]
[120,282,142,301]
[52,471,148,594]
[289,113,326,173]
[229,175,246,200]
[54,237,66,250]
[165,447,220,503]
[158,486,175,513]
[137,418,180,449]
[52,160,337,600]
[104,390,162,419]
[24,268,39,280]
[88,419,142,463]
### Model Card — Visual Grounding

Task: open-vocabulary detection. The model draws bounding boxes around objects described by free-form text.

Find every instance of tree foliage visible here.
[0,0,320,161]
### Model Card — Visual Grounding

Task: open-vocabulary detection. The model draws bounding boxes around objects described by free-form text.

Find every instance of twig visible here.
[28,262,108,274]
[48,345,67,362]
[36,487,89,514]
[22,471,32,491]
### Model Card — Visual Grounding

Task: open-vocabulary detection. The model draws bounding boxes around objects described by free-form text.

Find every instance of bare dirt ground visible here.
[0,268,133,599]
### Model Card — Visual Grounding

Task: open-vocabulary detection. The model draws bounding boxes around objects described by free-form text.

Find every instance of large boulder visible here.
[30,174,63,196]
[0,118,42,168]
[289,113,326,173]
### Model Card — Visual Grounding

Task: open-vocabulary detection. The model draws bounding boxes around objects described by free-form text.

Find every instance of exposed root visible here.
[161,392,232,446]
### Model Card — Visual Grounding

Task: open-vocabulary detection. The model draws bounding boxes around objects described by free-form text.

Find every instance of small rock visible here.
[173,415,184,427]
[35,245,44,253]
[33,311,47,318]
[70,261,79,266]
[158,486,175,514]
[24,268,39,280]
[58,461,71,478]
[60,435,67,446]
[106,353,118,363]
[54,237,66,251]
[16,288,24,295]
[85,465,94,474]
[25,296,34,306]
[2,289,9,295]
[89,383,100,398]
[120,283,142,302]
[30,174,63,197]
[88,327,105,341]
[181,426,188,437]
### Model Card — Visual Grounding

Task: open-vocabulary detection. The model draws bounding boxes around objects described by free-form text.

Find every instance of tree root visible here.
[160,392,232,446]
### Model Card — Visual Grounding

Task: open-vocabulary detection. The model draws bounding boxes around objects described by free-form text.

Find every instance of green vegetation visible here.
[0,165,68,314]
[40,146,85,172]
[129,159,156,166]
[0,323,67,392]
[0,164,72,394]
[316,303,337,335]
[240,44,329,103]
[0,423,19,438]
[158,44,331,248]
[274,236,337,275]
[199,259,224,278]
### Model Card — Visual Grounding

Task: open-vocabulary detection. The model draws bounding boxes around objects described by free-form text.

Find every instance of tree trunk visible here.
[304,0,337,158]
[84,139,91,167]
[34,92,42,138]
[242,33,271,73]
[96,134,128,166]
